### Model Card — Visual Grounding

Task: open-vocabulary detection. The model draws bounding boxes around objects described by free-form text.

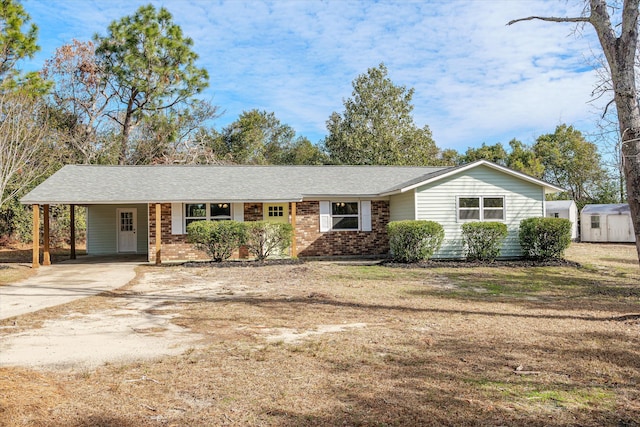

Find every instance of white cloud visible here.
[24,0,608,151]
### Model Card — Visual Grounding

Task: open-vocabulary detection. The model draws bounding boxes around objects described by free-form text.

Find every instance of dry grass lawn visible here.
[0,244,87,285]
[1,243,639,426]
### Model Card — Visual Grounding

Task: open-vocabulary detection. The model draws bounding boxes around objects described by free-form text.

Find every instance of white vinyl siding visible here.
[415,165,543,259]
[389,191,415,221]
[87,204,148,255]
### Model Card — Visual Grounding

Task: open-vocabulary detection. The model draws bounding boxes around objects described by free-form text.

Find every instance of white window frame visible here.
[457,196,505,222]
[184,202,233,228]
[319,200,372,232]
[590,215,600,229]
[331,201,360,231]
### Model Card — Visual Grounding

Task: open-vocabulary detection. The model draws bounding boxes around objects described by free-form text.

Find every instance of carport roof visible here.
[20,164,447,204]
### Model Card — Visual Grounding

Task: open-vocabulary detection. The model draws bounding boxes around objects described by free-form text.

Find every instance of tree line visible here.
[0,1,626,243]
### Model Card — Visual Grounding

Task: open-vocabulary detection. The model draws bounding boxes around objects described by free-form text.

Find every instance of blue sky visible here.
[22,0,607,152]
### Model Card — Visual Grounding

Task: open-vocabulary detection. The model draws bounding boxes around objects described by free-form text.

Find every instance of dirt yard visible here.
[0,243,639,426]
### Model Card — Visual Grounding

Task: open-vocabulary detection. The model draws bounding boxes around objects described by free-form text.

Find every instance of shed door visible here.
[117,208,137,253]
[607,215,634,242]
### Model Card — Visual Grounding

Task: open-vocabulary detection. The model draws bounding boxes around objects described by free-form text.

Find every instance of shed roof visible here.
[581,203,630,215]
[546,200,576,210]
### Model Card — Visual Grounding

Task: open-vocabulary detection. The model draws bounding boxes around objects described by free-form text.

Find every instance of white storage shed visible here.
[546,200,579,240]
[580,204,635,243]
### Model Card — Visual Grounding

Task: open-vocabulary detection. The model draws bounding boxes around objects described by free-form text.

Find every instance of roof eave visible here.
[20,197,305,205]
[301,194,387,200]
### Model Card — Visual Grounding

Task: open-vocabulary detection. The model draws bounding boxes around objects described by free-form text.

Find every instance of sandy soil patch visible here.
[0,266,371,371]
[265,322,368,344]
[0,309,191,370]
[0,270,215,371]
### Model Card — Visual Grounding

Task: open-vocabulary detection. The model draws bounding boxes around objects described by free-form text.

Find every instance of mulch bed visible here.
[381,258,582,269]
[181,258,305,268]
[178,257,581,269]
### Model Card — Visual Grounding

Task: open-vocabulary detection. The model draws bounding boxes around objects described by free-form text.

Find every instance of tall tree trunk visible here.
[119,97,135,165]
[591,0,640,261]
[508,0,640,263]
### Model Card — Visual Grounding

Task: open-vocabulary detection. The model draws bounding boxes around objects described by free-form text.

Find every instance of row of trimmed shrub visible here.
[186,220,293,262]
[388,217,572,263]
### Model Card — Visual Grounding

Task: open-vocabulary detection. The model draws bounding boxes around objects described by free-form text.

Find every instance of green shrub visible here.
[519,217,572,260]
[461,221,508,262]
[186,220,246,262]
[387,220,445,263]
[244,221,293,261]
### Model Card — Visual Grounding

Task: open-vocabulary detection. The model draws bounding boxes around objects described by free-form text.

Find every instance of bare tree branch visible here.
[0,92,52,207]
[507,16,589,26]
[603,98,617,117]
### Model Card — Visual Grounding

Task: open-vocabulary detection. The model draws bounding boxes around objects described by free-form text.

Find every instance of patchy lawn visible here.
[0,243,639,426]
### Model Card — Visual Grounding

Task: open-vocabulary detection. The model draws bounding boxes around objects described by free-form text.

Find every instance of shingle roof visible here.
[21,160,565,205]
[20,164,448,204]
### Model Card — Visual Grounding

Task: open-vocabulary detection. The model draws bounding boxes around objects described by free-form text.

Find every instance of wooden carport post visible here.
[69,204,76,260]
[155,203,162,265]
[291,202,297,257]
[43,204,51,265]
[32,204,40,268]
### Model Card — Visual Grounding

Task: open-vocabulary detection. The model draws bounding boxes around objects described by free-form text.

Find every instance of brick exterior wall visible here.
[244,203,263,221]
[296,201,390,257]
[149,200,390,262]
[148,203,210,262]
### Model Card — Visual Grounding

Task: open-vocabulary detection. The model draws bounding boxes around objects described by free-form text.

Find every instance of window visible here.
[458,197,480,220]
[120,211,134,232]
[185,203,231,227]
[268,205,284,217]
[332,202,359,230]
[319,201,371,232]
[591,215,600,229]
[211,203,231,220]
[457,196,505,221]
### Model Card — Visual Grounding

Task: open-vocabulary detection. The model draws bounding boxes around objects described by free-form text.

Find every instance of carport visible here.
[23,202,160,269]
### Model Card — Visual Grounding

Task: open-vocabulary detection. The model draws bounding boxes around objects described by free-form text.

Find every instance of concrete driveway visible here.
[0,256,144,320]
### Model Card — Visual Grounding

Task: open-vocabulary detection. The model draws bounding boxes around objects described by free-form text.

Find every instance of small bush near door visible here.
[244,221,293,261]
[186,220,246,262]
[519,217,572,260]
[461,222,508,262]
[387,220,444,263]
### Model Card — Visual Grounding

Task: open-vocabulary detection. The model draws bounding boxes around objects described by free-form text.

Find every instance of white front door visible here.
[117,208,137,253]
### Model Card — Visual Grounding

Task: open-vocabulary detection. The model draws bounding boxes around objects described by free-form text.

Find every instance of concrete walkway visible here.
[0,256,144,320]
